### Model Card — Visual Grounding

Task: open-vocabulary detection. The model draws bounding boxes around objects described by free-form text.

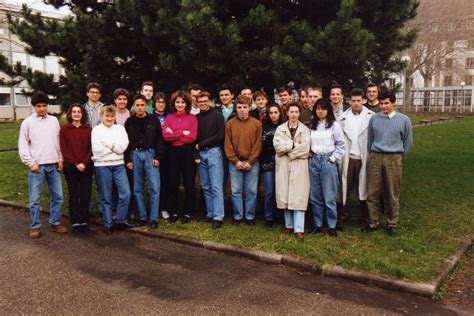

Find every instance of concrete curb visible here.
[1,199,471,298]
[0,147,18,153]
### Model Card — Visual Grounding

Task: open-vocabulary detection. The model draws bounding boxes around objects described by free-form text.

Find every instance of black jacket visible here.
[124,113,166,163]
[260,120,278,171]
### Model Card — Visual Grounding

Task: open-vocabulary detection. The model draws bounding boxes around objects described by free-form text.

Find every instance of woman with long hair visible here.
[273,103,311,240]
[162,91,198,224]
[308,99,345,237]
[260,103,284,227]
[60,104,93,234]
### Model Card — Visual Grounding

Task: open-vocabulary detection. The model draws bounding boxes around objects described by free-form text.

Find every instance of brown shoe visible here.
[295,232,304,240]
[49,223,68,234]
[30,229,41,239]
[284,228,294,235]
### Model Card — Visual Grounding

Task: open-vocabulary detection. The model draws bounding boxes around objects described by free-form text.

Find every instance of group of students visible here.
[19,80,412,240]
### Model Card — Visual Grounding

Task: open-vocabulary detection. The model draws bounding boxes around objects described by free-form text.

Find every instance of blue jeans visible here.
[229,160,259,220]
[198,147,225,221]
[28,164,63,229]
[131,150,160,222]
[284,210,305,233]
[95,164,131,228]
[309,153,338,228]
[262,170,276,221]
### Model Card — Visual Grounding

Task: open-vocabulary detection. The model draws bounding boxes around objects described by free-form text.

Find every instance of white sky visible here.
[5,0,71,16]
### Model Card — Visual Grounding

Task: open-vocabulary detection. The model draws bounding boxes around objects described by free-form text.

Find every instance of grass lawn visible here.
[1,118,472,282]
[0,122,20,150]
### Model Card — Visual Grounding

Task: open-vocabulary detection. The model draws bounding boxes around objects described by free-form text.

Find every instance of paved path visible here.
[0,207,467,315]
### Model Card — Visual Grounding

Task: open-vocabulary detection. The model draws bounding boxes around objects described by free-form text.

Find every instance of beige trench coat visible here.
[273,122,311,211]
[339,107,374,203]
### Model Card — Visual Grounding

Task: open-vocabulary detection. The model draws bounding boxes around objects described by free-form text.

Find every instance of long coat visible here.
[273,122,311,211]
[339,107,374,203]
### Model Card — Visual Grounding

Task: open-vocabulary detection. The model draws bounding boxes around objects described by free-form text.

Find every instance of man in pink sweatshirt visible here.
[18,92,67,239]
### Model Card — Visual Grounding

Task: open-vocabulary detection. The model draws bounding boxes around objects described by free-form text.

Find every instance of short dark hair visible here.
[132,93,147,105]
[31,91,50,106]
[253,90,268,101]
[219,83,234,94]
[378,90,396,103]
[235,94,252,105]
[187,83,204,92]
[170,90,192,114]
[311,99,336,130]
[329,83,343,94]
[277,85,292,95]
[287,102,302,113]
[299,85,310,95]
[197,91,211,100]
[86,82,102,93]
[113,88,129,100]
[350,88,365,98]
[266,103,284,125]
[66,103,88,125]
[153,92,166,104]
[140,81,153,91]
[366,83,379,91]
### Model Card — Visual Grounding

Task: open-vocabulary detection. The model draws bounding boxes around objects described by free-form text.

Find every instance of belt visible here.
[133,147,151,151]
[202,145,220,150]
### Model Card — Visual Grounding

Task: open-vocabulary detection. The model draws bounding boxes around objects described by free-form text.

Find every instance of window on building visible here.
[45,56,60,74]
[445,59,453,69]
[388,78,396,88]
[29,56,44,72]
[444,76,452,86]
[466,58,474,69]
[0,94,11,106]
[12,52,28,71]
[15,94,29,105]
[468,40,474,50]
[465,75,473,86]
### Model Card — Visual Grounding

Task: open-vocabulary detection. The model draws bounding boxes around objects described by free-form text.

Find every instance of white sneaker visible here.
[161,211,170,219]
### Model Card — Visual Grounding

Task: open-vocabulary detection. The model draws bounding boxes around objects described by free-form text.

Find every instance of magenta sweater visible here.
[162,112,198,146]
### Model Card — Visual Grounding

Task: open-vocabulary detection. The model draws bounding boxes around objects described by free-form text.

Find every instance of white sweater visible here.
[91,123,129,167]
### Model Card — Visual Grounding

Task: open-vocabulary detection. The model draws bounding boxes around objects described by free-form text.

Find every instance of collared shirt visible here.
[333,103,344,121]
[190,106,200,115]
[221,104,234,122]
[346,110,363,159]
[384,110,396,119]
[84,101,103,128]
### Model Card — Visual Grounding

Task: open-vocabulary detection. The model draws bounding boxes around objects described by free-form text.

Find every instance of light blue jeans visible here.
[198,147,225,221]
[131,149,160,222]
[284,210,305,233]
[309,153,338,228]
[262,170,276,221]
[229,160,259,220]
[95,164,131,228]
[28,164,63,229]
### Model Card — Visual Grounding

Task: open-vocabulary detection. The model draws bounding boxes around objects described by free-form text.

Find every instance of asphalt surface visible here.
[0,207,468,315]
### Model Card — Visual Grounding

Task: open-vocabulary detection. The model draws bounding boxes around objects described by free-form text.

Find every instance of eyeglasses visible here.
[198,100,210,103]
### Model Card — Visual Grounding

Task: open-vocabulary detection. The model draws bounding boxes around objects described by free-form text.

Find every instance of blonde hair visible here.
[99,104,116,116]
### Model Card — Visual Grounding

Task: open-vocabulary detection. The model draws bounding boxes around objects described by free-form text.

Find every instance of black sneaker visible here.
[71,224,82,235]
[264,220,273,228]
[134,219,148,227]
[104,226,113,235]
[245,219,255,226]
[309,226,323,234]
[169,215,179,224]
[181,215,191,224]
[386,226,398,235]
[232,219,243,225]
[115,221,134,230]
[328,228,338,237]
[148,220,158,229]
[199,216,213,223]
[361,224,378,233]
[212,220,222,230]
[80,223,90,234]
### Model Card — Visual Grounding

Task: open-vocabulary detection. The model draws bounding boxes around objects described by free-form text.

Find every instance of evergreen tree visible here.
[2,0,418,110]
